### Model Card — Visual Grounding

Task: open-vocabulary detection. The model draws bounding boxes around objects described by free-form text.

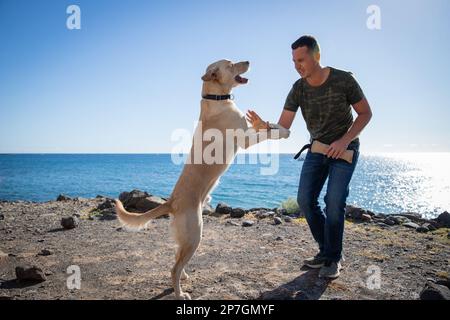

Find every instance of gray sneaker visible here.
[319,260,342,279]
[303,253,326,269]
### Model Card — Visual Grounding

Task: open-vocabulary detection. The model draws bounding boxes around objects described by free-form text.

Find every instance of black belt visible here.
[293,143,312,160]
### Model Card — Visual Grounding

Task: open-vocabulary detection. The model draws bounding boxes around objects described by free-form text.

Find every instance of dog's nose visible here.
[245,61,250,65]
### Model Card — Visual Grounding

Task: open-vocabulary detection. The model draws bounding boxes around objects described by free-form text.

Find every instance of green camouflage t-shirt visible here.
[284,67,365,145]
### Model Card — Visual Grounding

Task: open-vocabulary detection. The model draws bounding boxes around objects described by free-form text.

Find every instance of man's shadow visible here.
[257,266,331,300]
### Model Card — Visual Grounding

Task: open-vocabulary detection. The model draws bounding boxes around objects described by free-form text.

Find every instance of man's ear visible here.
[201,67,219,81]
[314,51,320,62]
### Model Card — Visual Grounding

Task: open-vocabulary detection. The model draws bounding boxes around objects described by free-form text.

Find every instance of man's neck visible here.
[305,65,330,87]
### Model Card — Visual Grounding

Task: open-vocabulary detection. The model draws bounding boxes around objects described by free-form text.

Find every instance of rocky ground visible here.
[0,190,449,300]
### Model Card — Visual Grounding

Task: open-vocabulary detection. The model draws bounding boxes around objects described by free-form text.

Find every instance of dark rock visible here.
[383,218,397,226]
[421,222,436,231]
[135,195,166,212]
[97,198,115,211]
[230,208,245,218]
[95,195,105,198]
[345,205,365,220]
[266,211,275,217]
[420,282,450,300]
[276,208,288,216]
[247,207,269,213]
[416,226,429,233]
[255,211,270,219]
[15,265,46,282]
[61,216,79,229]
[373,213,387,219]
[37,249,52,256]
[403,222,420,229]
[292,210,305,218]
[215,202,232,215]
[395,213,427,224]
[56,194,72,201]
[98,211,117,221]
[118,190,151,208]
[390,215,410,225]
[361,214,372,222]
[274,217,283,225]
[242,220,255,227]
[365,210,376,217]
[283,216,293,223]
[0,213,4,220]
[276,236,283,241]
[435,211,450,228]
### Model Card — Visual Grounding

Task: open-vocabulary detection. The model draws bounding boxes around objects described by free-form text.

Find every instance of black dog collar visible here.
[202,94,234,101]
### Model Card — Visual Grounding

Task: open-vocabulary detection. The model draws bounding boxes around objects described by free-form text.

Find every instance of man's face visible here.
[292,46,317,78]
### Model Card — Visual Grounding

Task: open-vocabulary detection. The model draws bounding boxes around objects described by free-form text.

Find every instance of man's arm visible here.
[239,109,294,150]
[325,97,372,159]
[277,109,297,130]
[339,97,373,145]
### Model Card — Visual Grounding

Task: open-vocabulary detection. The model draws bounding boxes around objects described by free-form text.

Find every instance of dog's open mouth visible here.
[235,74,248,84]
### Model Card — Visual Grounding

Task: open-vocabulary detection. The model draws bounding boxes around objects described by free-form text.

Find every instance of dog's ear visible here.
[201,67,219,81]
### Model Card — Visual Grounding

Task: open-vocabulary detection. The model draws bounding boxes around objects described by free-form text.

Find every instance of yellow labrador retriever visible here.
[114,59,290,299]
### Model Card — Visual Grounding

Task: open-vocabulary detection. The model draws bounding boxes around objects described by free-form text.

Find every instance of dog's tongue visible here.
[235,75,248,84]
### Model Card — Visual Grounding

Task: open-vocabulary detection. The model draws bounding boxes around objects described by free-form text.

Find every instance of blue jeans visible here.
[297,141,360,262]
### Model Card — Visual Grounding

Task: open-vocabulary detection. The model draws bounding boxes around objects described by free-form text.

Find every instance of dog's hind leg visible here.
[172,241,200,300]
[170,211,202,300]
[175,249,189,280]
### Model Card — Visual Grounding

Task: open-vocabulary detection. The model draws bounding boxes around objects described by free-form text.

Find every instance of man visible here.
[246,35,372,279]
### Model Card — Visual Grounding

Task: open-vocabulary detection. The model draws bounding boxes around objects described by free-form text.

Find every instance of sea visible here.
[1,153,449,219]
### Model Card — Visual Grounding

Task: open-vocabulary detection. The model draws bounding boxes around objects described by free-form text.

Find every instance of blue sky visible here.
[1,0,449,153]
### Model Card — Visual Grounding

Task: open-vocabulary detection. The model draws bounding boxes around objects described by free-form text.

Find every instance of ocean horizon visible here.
[1,152,449,219]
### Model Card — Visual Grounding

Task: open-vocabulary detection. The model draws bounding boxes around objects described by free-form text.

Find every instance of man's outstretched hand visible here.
[246,110,270,132]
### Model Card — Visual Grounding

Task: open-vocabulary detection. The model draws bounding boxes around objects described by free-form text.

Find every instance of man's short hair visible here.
[291,35,320,54]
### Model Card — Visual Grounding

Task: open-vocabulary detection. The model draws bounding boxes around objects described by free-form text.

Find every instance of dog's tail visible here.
[114,198,171,230]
